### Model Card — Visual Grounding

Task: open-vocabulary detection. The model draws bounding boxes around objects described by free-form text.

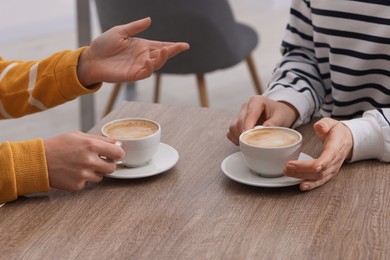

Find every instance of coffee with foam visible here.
[241,128,300,148]
[103,119,158,140]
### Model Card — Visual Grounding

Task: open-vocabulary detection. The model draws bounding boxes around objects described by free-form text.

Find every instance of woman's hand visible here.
[44,131,124,191]
[284,118,353,191]
[227,95,299,145]
[77,17,190,86]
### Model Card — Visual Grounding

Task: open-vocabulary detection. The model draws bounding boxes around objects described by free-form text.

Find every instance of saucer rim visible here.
[105,142,179,179]
[221,152,312,187]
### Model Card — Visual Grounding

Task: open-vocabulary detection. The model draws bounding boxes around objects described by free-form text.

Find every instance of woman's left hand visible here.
[77,17,190,86]
[284,118,354,191]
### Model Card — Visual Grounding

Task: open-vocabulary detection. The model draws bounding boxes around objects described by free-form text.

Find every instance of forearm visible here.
[264,48,326,128]
[0,139,49,203]
[0,48,100,119]
[264,0,326,127]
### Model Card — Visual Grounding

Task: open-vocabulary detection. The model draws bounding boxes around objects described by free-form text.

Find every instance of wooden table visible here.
[1,102,389,259]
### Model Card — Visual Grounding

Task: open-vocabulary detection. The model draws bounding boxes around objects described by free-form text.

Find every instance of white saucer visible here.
[105,143,179,179]
[221,152,313,187]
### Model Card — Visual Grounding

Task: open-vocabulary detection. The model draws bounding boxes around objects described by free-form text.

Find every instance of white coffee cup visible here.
[101,118,161,167]
[239,126,302,177]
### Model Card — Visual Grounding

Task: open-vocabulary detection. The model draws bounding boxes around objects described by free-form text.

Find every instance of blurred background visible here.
[0,0,289,141]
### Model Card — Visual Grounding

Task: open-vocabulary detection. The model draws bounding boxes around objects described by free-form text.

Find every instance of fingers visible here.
[136,49,168,79]
[263,101,299,127]
[285,158,337,180]
[97,142,125,162]
[150,42,190,68]
[238,102,250,133]
[72,152,119,190]
[314,118,335,141]
[92,157,118,175]
[85,134,125,161]
[153,47,169,71]
[285,159,322,178]
[63,170,106,192]
[313,118,353,172]
[147,40,190,56]
[135,42,189,80]
[119,17,152,37]
[226,97,300,147]
[227,103,249,145]
[227,123,241,145]
[226,96,267,145]
[73,155,118,190]
[284,159,336,191]
[81,133,125,168]
[232,98,265,138]
[284,118,352,191]
[134,59,154,80]
[85,173,105,185]
[227,120,240,146]
[244,96,265,130]
[164,42,190,58]
[92,138,124,175]
[299,174,333,191]
[46,132,124,193]
[90,134,117,144]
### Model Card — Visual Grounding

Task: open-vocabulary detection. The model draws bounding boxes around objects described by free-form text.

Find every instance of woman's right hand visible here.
[43,131,124,191]
[227,95,299,145]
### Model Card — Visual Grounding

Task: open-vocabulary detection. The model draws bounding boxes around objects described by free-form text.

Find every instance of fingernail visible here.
[315,165,323,173]
[301,184,310,191]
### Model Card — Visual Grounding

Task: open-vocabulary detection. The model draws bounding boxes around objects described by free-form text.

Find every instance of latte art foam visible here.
[104,120,158,139]
[241,128,300,148]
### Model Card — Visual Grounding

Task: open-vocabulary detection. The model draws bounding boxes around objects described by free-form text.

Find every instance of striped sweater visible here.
[0,47,99,203]
[264,0,390,162]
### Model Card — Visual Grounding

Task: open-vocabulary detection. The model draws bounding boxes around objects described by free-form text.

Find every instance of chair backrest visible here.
[94,0,258,74]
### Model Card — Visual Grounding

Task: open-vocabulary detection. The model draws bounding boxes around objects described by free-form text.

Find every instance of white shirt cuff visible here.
[341,117,384,162]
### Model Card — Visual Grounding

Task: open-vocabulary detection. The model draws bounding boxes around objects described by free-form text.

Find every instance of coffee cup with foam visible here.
[101,118,161,167]
[239,126,302,177]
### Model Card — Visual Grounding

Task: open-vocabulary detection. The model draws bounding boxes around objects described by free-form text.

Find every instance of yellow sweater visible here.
[0,47,100,203]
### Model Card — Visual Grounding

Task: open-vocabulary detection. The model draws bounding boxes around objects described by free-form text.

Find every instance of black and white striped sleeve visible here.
[264,0,327,127]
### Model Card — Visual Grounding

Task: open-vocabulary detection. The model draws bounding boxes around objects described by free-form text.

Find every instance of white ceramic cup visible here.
[239,126,302,177]
[101,118,161,167]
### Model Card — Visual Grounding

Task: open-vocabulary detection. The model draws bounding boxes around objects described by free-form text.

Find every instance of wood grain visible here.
[0,102,389,260]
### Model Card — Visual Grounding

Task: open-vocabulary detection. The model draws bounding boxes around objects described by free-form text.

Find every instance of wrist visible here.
[77,48,95,88]
[279,101,299,127]
[342,123,354,161]
[341,117,383,162]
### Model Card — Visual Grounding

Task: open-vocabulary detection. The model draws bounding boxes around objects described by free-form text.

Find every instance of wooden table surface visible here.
[1,102,389,259]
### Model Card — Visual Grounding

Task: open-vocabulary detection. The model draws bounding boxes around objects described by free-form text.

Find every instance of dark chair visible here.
[95,0,263,115]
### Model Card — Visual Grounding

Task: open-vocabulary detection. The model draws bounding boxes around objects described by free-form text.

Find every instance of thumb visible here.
[313,118,336,139]
[120,17,152,37]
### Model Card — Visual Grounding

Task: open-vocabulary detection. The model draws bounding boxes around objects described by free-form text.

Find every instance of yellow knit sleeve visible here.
[0,139,49,203]
[0,48,101,119]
